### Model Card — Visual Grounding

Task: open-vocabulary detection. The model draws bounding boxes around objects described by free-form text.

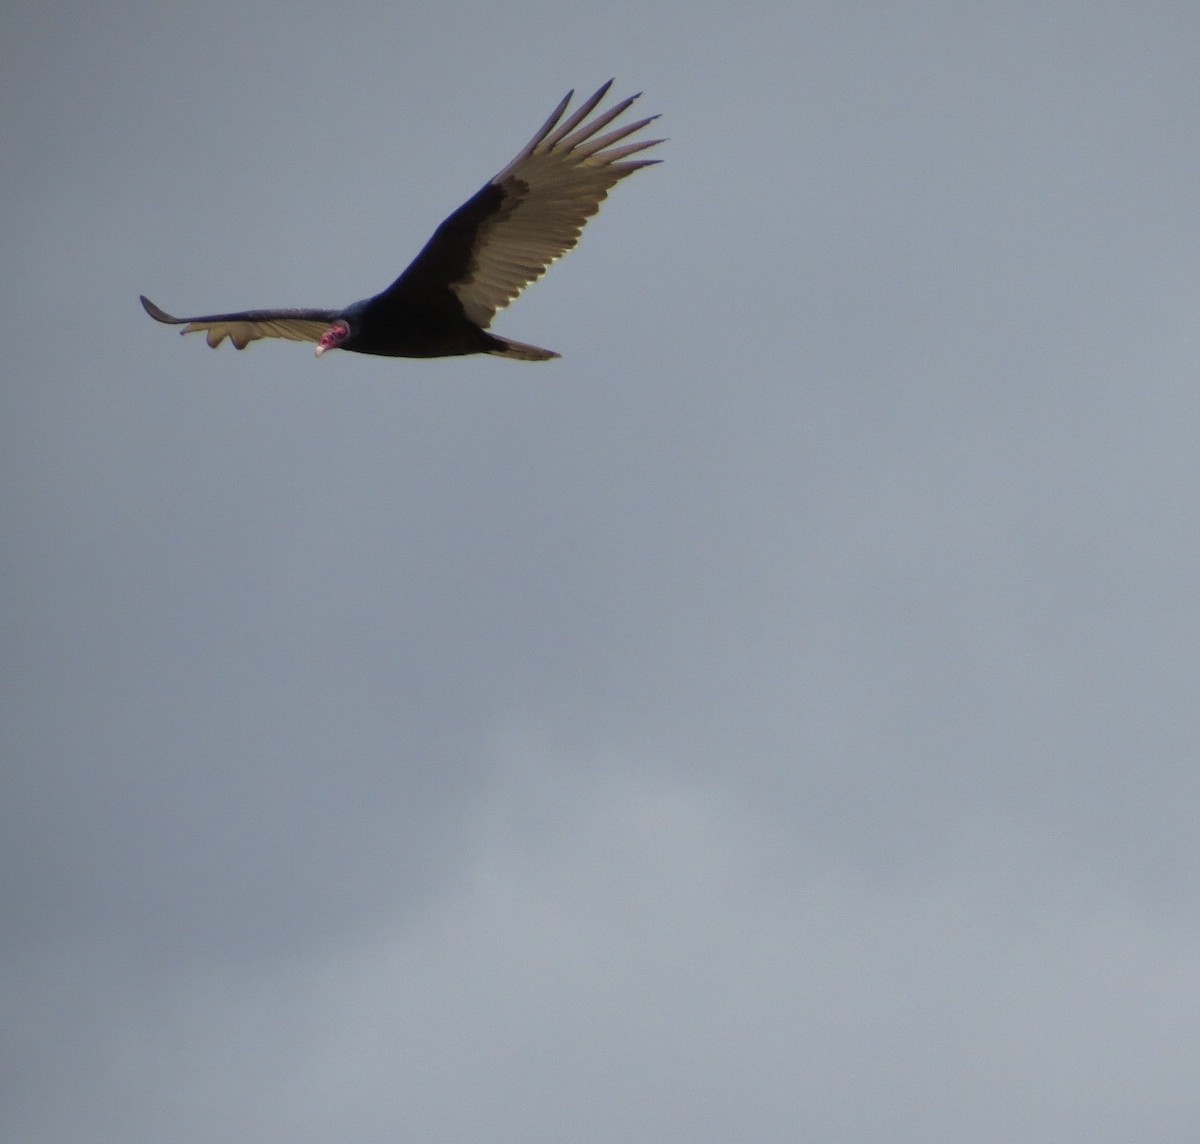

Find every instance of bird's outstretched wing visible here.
[139,296,338,350]
[377,81,663,327]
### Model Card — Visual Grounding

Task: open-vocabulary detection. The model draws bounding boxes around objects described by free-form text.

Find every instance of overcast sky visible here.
[4,2,1200,1141]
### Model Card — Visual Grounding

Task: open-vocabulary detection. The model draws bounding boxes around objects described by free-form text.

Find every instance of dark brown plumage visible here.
[140,81,662,361]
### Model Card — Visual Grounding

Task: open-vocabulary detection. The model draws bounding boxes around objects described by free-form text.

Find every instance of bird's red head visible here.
[315,320,350,357]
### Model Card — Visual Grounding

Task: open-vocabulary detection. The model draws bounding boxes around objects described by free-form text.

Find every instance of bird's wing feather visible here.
[377,81,662,328]
[140,296,338,350]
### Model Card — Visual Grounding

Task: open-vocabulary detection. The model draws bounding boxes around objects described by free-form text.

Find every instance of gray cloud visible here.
[4,2,1200,1141]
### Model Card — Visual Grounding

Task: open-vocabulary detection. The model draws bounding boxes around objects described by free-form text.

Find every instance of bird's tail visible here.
[486,335,560,362]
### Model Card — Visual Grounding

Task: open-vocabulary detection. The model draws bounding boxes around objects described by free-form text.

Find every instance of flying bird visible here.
[140,81,661,362]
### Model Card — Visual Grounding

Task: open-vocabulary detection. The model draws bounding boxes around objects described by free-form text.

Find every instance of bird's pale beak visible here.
[315,324,344,357]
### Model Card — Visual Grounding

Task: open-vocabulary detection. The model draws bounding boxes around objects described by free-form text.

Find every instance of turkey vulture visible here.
[140,81,661,362]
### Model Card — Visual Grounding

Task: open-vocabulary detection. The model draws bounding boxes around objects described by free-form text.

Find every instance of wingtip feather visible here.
[140,295,183,324]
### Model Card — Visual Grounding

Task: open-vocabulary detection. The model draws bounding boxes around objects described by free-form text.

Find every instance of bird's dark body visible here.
[346,182,509,357]
[338,296,498,359]
[140,84,660,362]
